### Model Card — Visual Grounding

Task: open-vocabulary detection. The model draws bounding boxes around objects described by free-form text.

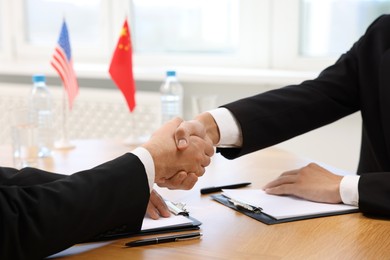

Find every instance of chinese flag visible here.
[109,19,136,112]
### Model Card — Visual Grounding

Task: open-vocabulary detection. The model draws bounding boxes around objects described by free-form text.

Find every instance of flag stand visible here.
[54,88,75,149]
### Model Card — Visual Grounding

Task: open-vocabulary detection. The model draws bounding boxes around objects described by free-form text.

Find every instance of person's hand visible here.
[142,117,214,188]
[157,117,215,190]
[263,163,343,203]
[175,112,220,150]
[158,171,199,190]
[163,114,218,190]
[146,189,171,220]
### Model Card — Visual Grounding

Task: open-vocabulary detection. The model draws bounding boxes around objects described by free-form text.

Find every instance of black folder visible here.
[86,215,201,242]
[211,194,359,225]
[88,215,201,242]
[87,201,201,242]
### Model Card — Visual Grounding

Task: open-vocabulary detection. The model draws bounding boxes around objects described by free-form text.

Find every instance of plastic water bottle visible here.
[160,70,184,124]
[30,74,54,157]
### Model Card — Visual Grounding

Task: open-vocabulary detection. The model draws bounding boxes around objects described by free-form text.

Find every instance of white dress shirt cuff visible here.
[131,147,155,193]
[339,175,360,206]
[208,108,243,147]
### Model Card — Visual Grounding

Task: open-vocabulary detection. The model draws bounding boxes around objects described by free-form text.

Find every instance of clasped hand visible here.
[142,117,214,190]
[142,117,214,219]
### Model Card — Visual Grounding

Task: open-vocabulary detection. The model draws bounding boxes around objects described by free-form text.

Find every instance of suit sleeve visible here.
[0,166,67,185]
[217,40,361,159]
[0,153,150,260]
[359,173,390,217]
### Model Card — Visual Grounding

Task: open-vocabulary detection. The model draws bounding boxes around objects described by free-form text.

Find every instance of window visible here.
[13,0,110,63]
[0,1,2,51]
[300,0,390,58]
[24,0,102,48]
[272,0,390,70]
[132,0,269,69]
[1,0,389,78]
[0,0,11,61]
[132,0,239,54]
[4,0,268,70]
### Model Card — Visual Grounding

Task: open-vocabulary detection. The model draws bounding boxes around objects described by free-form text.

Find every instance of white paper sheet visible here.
[141,215,193,231]
[47,241,111,258]
[222,189,358,220]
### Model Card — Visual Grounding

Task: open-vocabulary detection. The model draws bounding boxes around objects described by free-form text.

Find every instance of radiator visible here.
[0,83,161,145]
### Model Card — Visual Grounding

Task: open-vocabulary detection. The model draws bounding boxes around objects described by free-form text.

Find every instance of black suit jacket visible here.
[218,15,390,217]
[0,153,150,259]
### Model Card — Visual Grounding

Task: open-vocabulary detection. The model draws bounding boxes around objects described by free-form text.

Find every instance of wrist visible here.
[195,112,220,145]
[329,175,343,204]
[130,147,155,191]
[141,142,163,182]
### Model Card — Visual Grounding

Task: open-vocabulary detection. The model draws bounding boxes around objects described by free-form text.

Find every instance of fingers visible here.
[158,171,187,189]
[263,171,308,199]
[263,170,298,190]
[146,190,171,220]
[158,171,199,190]
[279,169,299,177]
[175,124,190,150]
[265,183,295,196]
[188,135,214,162]
[263,168,302,196]
[181,173,199,189]
[202,137,215,157]
[263,176,297,196]
[175,120,207,150]
[188,136,215,167]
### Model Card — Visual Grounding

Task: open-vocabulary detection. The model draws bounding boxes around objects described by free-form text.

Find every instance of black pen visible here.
[200,182,251,194]
[125,232,202,247]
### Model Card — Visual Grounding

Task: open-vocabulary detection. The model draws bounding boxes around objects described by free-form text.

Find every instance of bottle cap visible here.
[32,74,46,83]
[166,71,176,77]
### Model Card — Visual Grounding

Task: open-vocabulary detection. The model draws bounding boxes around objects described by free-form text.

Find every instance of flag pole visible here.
[123,110,136,145]
[54,87,75,149]
[123,108,145,146]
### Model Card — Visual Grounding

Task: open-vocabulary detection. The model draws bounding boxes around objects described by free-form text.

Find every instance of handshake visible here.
[142,113,219,190]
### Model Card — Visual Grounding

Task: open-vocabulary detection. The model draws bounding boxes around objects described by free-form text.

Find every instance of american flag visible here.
[50,20,79,110]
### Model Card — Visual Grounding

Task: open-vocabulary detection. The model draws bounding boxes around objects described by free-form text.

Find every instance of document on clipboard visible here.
[138,200,201,235]
[88,200,201,242]
[212,189,359,224]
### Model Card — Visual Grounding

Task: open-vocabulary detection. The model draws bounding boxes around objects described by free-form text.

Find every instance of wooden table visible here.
[1,140,390,259]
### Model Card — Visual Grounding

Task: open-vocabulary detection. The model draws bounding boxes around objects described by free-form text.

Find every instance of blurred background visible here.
[1,0,389,172]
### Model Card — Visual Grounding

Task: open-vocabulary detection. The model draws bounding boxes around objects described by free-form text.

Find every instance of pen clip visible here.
[227,198,262,213]
[165,200,189,216]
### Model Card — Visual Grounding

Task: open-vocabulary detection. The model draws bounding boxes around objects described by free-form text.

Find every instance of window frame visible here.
[0,0,12,61]
[270,0,337,71]
[11,0,115,64]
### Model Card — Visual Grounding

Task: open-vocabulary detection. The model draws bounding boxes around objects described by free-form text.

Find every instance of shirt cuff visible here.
[131,147,155,193]
[208,107,243,147]
[339,175,360,206]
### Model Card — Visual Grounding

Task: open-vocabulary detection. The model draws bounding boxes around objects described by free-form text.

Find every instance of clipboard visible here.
[211,194,359,225]
[87,200,201,242]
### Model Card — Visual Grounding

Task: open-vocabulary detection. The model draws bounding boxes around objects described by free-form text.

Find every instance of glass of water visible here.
[10,108,39,169]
